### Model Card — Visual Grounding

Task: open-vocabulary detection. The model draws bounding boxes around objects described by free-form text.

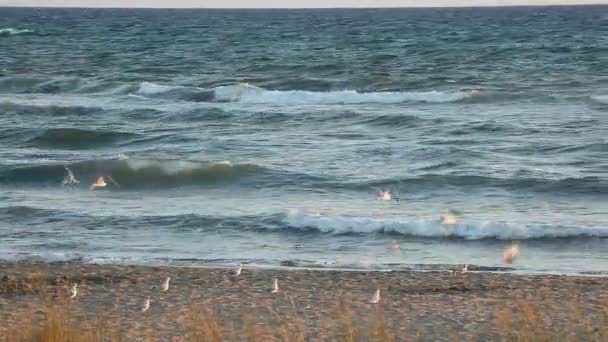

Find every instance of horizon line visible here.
[0,3,606,9]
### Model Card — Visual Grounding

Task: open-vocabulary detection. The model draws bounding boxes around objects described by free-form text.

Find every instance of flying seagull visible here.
[62,166,79,185]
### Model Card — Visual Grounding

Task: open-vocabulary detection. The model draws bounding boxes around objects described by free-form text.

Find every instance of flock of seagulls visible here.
[377,190,521,266]
[65,256,495,314]
[59,168,521,311]
[63,264,389,315]
[63,167,119,191]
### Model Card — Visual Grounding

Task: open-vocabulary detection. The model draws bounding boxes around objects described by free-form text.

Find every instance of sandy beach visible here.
[1,262,606,341]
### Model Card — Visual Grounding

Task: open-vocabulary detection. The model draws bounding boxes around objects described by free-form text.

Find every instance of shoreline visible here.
[3,259,607,277]
[1,261,607,340]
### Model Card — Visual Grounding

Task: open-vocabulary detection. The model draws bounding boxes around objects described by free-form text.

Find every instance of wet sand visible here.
[1,262,607,341]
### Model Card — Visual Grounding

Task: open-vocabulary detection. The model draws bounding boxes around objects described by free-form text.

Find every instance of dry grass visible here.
[3,295,605,342]
[1,269,606,341]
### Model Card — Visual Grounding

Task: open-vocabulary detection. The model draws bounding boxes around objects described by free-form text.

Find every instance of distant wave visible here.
[135,81,215,102]
[0,158,297,189]
[0,77,572,106]
[354,174,607,195]
[27,128,138,149]
[590,94,608,104]
[283,210,608,240]
[212,83,470,104]
[0,28,33,36]
[133,82,471,104]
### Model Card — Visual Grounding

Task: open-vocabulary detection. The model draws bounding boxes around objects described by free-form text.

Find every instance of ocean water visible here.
[0,6,607,275]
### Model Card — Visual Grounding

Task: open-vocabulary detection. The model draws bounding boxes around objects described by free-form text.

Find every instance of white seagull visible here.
[161,277,171,292]
[377,189,400,202]
[141,296,150,313]
[69,283,78,299]
[461,264,469,274]
[235,264,243,276]
[503,241,520,264]
[441,209,464,224]
[271,278,279,294]
[90,176,107,190]
[62,166,79,185]
[370,288,381,304]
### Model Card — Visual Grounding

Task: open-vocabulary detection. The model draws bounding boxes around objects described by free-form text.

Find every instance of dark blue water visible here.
[1,6,607,274]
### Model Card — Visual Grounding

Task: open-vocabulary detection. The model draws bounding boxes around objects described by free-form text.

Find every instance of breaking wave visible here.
[130,81,472,104]
[0,28,34,36]
[0,158,278,189]
[282,210,608,240]
[212,83,470,104]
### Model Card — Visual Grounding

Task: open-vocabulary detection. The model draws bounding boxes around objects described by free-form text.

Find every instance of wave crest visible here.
[136,82,214,102]
[131,82,471,104]
[0,158,270,189]
[590,94,608,104]
[284,210,608,240]
[0,28,34,36]
[213,83,470,104]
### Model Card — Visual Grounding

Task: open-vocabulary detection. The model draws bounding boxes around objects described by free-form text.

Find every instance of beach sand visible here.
[1,262,606,341]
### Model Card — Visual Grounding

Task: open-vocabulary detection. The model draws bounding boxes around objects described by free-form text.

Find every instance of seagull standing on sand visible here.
[69,283,78,299]
[161,277,171,292]
[271,278,279,293]
[461,264,469,274]
[62,166,79,185]
[235,264,243,276]
[370,288,381,304]
[503,241,520,264]
[141,296,150,313]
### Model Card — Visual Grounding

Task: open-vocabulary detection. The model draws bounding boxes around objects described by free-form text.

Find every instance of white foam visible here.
[136,81,185,95]
[0,28,33,36]
[590,94,608,104]
[213,83,470,105]
[284,210,608,240]
[124,159,234,175]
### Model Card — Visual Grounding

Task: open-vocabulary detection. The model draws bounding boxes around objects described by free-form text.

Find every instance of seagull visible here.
[370,288,381,304]
[461,264,469,274]
[440,213,457,225]
[106,175,120,188]
[271,278,279,294]
[503,241,520,264]
[161,277,171,292]
[90,176,107,190]
[141,296,150,313]
[235,264,243,276]
[69,283,78,299]
[388,240,400,252]
[62,166,79,185]
[440,209,464,225]
[377,189,400,202]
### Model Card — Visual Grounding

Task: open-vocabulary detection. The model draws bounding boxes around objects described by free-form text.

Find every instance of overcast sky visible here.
[0,0,605,8]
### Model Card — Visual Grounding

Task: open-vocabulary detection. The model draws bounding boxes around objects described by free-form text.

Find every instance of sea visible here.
[0,5,607,275]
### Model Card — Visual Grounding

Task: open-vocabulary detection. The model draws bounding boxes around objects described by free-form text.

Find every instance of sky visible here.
[0,0,605,8]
